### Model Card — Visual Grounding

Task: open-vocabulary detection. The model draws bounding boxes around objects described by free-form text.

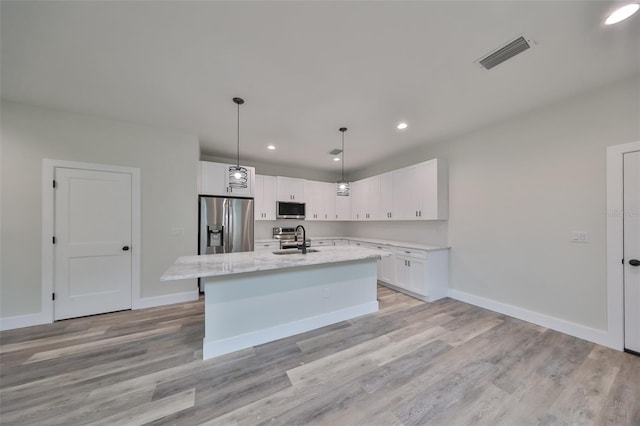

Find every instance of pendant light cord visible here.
[341,131,345,181]
[236,101,240,167]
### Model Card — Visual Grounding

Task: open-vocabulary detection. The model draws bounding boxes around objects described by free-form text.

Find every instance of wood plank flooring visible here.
[1,285,638,425]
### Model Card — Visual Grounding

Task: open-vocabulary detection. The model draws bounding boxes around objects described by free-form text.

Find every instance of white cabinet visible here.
[306,181,335,221]
[350,176,379,220]
[395,250,426,294]
[393,159,448,220]
[378,172,396,220]
[391,248,448,301]
[198,161,255,197]
[334,192,351,221]
[348,239,449,302]
[311,238,333,247]
[255,175,276,220]
[254,241,280,252]
[277,177,305,201]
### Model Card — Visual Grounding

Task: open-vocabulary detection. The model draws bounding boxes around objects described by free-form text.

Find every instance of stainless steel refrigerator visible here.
[198,195,254,291]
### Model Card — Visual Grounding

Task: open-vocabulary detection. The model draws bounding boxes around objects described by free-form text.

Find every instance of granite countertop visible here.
[255,236,448,251]
[346,237,449,251]
[161,245,390,281]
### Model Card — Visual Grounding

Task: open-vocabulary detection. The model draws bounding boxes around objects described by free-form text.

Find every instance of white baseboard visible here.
[0,312,50,331]
[132,290,199,310]
[203,301,379,360]
[447,289,616,349]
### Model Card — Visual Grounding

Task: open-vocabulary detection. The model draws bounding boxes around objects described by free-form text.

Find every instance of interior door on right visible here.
[624,150,640,353]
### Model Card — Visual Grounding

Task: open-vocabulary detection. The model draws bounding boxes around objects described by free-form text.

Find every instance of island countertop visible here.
[160,245,390,281]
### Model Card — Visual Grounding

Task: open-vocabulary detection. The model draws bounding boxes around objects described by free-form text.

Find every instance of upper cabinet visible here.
[198,161,255,197]
[305,180,335,221]
[352,158,448,221]
[334,190,351,221]
[276,177,305,201]
[350,176,379,220]
[255,174,277,220]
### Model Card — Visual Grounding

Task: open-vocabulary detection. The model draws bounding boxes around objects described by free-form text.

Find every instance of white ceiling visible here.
[1,1,639,174]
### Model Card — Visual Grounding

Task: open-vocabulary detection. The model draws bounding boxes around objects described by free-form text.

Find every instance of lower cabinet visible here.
[254,242,280,252]
[311,239,333,247]
[350,240,448,302]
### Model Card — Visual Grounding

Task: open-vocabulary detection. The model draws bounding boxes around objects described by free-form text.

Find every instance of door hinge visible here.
[52,236,56,244]
[52,293,55,301]
[53,180,56,188]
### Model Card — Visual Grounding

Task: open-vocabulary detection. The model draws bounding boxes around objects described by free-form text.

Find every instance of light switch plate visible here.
[570,231,588,243]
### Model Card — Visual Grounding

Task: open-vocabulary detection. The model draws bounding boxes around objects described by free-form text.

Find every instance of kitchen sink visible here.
[272,249,320,255]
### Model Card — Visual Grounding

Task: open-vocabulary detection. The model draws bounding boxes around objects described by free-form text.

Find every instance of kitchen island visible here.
[161,246,389,359]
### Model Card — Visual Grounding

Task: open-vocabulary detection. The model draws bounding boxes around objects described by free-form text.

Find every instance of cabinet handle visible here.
[408,261,411,267]
[419,211,422,217]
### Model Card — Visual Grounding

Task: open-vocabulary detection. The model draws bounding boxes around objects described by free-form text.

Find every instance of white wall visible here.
[0,101,199,321]
[350,75,640,331]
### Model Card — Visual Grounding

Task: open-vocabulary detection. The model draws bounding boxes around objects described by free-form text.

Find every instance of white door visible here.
[54,167,132,320]
[624,151,640,353]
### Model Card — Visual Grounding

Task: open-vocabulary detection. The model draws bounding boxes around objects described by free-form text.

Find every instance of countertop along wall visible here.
[0,101,199,324]
[348,75,640,335]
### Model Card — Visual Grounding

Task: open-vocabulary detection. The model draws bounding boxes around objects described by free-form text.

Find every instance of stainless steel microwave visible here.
[276,201,305,219]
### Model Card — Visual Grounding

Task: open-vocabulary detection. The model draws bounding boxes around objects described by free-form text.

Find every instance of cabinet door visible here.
[419,159,448,220]
[395,256,409,289]
[255,175,265,220]
[290,178,305,201]
[199,161,227,196]
[320,182,335,220]
[254,242,279,252]
[350,180,365,220]
[256,175,276,220]
[200,161,254,197]
[406,257,426,294]
[277,177,305,201]
[304,180,318,220]
[262,175,276,220]
[378,247,396,284]
[378,172,394,220]
[364,176,379,220]
[334,192,351,220]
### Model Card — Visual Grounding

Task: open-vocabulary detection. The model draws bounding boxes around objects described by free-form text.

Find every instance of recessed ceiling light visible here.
[397,122,408,130]
[605,3,639,25]
[333,157,340,162]
[267,145,276,150]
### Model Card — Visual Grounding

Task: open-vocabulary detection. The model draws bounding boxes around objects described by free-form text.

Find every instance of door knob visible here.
[122,246,130,251]
[630,259,640,266]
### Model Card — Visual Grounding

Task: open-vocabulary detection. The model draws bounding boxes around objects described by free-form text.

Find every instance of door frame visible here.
[606,140,640,350]
[42,159,141,322]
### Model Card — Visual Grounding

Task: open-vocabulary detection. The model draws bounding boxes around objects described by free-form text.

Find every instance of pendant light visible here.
[336,127,350,196]
[228,97,248,189]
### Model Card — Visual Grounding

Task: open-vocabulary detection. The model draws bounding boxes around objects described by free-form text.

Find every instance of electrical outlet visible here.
[570,231,588,243]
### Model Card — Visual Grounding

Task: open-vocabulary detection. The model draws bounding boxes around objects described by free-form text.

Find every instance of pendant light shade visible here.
[336,127,350,196]
[228,97,248,189]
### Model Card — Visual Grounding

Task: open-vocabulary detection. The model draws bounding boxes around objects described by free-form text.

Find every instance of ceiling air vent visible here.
[329,149,343,155]
[478,36,532,70]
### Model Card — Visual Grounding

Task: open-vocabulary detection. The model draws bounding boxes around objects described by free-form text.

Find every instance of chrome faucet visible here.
[295,225,307,254]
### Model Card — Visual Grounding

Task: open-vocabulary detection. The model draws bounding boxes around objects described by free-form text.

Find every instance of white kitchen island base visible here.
[202,259,378,360]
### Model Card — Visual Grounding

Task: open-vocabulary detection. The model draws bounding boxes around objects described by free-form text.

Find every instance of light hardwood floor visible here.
[1,286,638,425]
